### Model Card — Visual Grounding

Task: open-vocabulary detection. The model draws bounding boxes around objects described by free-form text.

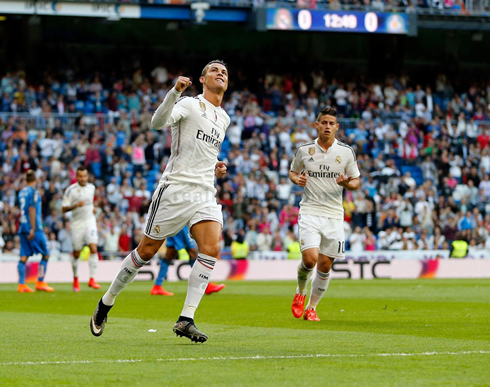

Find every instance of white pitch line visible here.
[1,351,489,367]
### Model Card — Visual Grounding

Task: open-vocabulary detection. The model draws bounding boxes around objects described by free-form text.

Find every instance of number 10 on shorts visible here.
[337,241,345,254]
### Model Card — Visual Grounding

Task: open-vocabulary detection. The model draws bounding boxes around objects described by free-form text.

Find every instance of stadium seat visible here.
[74,101,84,111]
[91,162,102,179]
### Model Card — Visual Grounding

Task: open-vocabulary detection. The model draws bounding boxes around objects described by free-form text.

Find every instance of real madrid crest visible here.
[308,147,315,156]
[199,102,206,112]
[154,225,160,234]
[336,156,342,164]
[301,240,305,246]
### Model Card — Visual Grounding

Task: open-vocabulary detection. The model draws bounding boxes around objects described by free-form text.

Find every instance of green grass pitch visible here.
[1,279,489,386]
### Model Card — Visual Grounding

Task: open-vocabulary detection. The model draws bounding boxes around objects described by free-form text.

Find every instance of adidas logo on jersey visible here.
[307,157,315,162]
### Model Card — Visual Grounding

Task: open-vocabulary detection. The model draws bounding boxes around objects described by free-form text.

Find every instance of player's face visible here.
[316,114,339,142]
[76,170,89,186]
[200,63,228,94]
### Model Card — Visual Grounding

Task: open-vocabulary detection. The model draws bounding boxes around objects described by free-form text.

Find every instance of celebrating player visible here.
[289,107,360,321]
[151,225,225,296]
[17,170,54,293]
[62,166,100,292]
[90,60,230,343]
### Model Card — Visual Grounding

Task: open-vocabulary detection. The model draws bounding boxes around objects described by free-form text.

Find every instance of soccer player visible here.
[62,166,100,292]
[150,225,225,296]
[90,60,230,343]
[17,170,54,293]
[289,107,360,321]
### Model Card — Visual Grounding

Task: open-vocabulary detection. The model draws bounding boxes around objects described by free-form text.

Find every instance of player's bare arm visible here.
[289,170,308,187]
[28,206,36,240]
[215,161,227,178]
[336,175,360,191]
[62,201,85,213]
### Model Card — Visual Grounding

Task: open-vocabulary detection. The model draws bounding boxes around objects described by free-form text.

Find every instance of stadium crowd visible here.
[0,65,490,258]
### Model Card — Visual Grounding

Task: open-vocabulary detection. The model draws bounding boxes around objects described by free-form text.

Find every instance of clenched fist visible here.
[215,161,227,178]
[175,76,192,93]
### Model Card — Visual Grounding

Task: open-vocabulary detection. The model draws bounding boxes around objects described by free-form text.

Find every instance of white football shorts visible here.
[71,223,98,252]
[298,213,345,259]
[143,183,223,240]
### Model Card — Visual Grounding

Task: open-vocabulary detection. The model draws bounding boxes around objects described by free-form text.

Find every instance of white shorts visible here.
[71,224,98,252]
[298,214,345,259]
[143,183,223,241]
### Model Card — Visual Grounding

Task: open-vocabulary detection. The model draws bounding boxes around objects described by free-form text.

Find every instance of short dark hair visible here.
[201,60,228,77]
[77,166,88,173]
[316,107,338,122]
[26,170,36,183]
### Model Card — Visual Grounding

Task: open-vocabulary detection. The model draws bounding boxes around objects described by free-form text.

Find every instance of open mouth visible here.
[216,78,225,83]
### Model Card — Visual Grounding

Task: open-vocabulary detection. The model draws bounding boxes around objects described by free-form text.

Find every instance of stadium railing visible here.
[22,0,490,15]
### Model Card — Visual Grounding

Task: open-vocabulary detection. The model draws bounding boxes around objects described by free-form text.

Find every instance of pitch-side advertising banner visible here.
[1,254,490,283]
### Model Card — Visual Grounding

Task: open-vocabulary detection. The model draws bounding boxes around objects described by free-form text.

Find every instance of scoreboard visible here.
[257,8,417,36]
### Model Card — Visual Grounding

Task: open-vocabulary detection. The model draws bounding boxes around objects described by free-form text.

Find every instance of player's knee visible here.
[136,245,157,261]
[199,242,220,258]
[302,253,317,269]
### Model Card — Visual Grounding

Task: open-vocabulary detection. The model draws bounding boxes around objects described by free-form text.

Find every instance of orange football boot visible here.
[35,281,54,292]
[18,284,34,293]
[73,277,80,292]
[303,308,321,321]
[292,293,306,318]
[151,285,174,296]
[205,282,225,295]
[88,278,101,289]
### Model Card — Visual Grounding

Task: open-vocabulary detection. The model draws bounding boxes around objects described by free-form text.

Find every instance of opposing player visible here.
[17,170,54,293]
[289,108,360,321]
[62,166,100,292]
[90,60,230,343]
[151,225,225,296]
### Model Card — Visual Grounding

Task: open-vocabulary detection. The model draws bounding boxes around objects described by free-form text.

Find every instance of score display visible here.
[261,8,416,36]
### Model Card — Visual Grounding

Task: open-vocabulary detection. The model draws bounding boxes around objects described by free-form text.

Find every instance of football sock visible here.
[180,254,216,319]
[38,259,48,282]
[88,253,98,278]
[102,250,145,306]
[18,261,26,285]
[155,258,171,286]
[71,255,79,278]
[296,261,314,295]
[306,270,331,310]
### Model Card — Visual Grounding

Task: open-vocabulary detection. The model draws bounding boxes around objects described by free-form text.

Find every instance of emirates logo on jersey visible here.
[336,156,342,164]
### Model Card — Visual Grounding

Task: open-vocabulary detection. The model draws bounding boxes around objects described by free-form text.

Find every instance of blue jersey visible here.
[18,186,43,234]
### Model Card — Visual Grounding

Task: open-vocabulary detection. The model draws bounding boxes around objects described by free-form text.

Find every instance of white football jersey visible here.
[152,88,230,192]
[290,138,360,220]
[62,182,97,228]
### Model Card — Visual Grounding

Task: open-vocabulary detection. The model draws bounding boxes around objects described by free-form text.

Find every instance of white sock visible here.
[306,270,331,310]
[180,254,216,319]
[296,261,313,296]
[88,253,98,278]
[71,256,79,278]
[102,250,145,306]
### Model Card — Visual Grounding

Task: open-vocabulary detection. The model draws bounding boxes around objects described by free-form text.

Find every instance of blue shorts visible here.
[19,232,50,257]
[166,227,196,251]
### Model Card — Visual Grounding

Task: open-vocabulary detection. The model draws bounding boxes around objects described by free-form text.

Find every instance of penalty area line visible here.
[1,350,489,366]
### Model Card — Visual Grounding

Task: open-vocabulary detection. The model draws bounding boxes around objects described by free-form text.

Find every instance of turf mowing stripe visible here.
[1,351,489,366]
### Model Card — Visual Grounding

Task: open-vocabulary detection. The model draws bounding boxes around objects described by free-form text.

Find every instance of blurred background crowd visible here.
[0,64,489,258]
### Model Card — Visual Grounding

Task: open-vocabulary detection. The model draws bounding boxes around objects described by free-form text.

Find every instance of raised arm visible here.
[152,76,192,130]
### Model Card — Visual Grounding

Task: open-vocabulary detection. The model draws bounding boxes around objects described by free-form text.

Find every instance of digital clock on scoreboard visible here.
[258,8,416,36]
